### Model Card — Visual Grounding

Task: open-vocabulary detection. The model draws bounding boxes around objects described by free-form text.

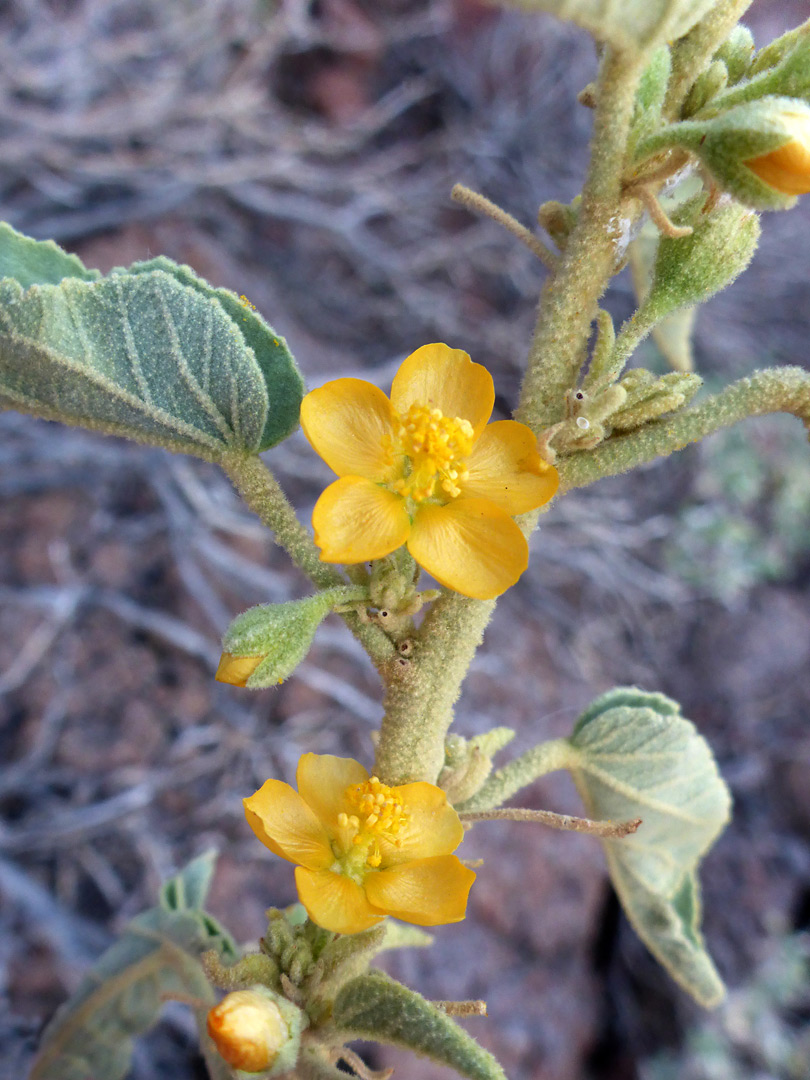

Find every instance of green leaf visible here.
[490,0,716,54]
[567,688,732,1007]
[0,225,303,458]
[29,855,238,1080]
[333,972,506,1080]
[122,256,304,451]
[0,222,100,288]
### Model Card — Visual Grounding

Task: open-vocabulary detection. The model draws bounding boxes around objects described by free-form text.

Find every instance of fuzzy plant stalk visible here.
[7,3,810,1079]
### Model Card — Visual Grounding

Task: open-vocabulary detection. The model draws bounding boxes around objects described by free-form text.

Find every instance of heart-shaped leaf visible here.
[567,688,732,1006]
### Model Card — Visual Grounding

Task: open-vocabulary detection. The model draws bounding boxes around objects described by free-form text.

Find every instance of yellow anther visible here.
[385,403,474,505]
[338,812,349,827]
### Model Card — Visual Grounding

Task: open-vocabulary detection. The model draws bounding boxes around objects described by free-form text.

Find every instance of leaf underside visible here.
[568,689,731,1006]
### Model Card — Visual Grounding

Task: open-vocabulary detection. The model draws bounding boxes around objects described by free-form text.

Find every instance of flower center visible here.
[384,404,474,502]
[336,776,410,871]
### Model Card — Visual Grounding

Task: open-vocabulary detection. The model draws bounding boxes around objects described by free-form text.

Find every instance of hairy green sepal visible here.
[567,688,732,1007]
[29,852,237,1080]
[0,224,303,457]
[333,971,506,1080]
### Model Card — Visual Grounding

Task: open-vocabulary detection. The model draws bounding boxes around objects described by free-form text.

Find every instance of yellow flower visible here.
[745,110,810,195]
[300,343,559,599]
[244,752,476,935]
[207,989,288,1073]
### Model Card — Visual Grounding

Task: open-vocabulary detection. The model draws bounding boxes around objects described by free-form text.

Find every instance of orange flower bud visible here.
[215,653,263,686]
[207,990,288,1073]
[745,112,810,195]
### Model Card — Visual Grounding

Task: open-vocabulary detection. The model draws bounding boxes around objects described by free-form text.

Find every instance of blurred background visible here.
[1,1,809,1077]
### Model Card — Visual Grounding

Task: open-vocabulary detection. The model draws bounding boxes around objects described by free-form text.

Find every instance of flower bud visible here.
[216,586,366,690]
[635,98,810,209]
[713,24,754,85]
[744,110,810,195]
[207,989,288,1073]
[644,195,760,320]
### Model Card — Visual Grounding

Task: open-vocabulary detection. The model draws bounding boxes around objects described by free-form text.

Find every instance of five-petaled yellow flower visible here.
[300,343,559,599]
[244,753,476,935]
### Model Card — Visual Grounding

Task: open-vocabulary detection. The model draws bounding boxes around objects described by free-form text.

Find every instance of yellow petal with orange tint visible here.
[390,344,494,439]
[215,653,264,687]
[408,498,528,599]
[295,867,386,934]
[746,137,810,195]
[312,477,411,563]
[297,753,369,834]
[461,420,559,514]
[377,782,464,866]
[300,378,399,482]
[244,780,333,870]
[364,855,476,926]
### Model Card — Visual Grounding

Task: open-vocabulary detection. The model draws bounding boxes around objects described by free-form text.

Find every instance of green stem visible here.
[220,451,395,666]
[457,738,571,813]
[374,594,496,785]
[664,0,755,119]
[517,47,644,430]
[557,366,810,492]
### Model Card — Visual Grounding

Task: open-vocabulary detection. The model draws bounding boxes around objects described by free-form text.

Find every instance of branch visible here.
[558,366,810,493]
[461,807,641,840]
[220,451,395,666]
[451,184,559,269]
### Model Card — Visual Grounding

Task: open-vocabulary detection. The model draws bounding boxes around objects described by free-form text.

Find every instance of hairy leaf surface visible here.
[30,852,236,1080]
[334,971,506,1080]
[0,225,303,457]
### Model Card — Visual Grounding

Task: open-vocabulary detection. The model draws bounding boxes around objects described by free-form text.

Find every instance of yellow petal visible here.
[215,653,264,687]
[364,855,476,926]
[244,780,333,870]
[296,753,369,835]
[390,344,494,439]
[408,498,529,599]
[312,477,411,563]
[300,379,400,482]
[377,782,464,866]
[461,420,559,514]
[295,866,385,934]
[746,138,810,195]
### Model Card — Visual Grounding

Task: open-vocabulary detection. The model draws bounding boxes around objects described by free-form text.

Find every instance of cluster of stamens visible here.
[382,403,474,502]
[337,776,410,869]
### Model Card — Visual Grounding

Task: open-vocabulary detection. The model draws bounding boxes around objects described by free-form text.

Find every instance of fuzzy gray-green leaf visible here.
[121,256,304,451]
[29,857,237,1080]
[489,0,716,54]
[0,221,100,287]
[333,972,506,1080]
[567,688,731,1006]
[0,226,304,457]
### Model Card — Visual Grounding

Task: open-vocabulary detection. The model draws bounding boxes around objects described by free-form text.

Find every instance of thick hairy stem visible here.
[557,366,810,492]
[220,451,394,666]
[373,595,495,785]
[664,0,755,118]
[517,47,644,430]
